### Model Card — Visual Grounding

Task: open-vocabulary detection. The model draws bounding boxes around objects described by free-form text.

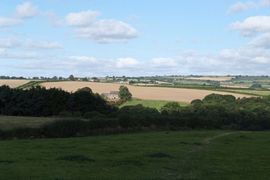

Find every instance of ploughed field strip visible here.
[41,81,251,103]
[0,131,269,179]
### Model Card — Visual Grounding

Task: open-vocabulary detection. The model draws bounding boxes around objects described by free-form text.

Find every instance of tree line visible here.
[0,86,115,117]
[0,85,270,139]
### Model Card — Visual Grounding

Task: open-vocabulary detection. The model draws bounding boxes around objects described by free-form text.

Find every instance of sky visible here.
[1,0,270,77]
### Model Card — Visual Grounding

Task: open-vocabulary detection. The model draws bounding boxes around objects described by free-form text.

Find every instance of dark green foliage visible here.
[67,88,111,114]
[160,102,181,113]
[250,83,262,89]
[68,75,75,81]
[83,111,106,118]
[118,105,160,128]
[0,85,114,117]
[118,86,132,101]
[1,85,270,139]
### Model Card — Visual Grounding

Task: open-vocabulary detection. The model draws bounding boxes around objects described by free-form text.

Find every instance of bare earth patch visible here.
[0,80,30,88]
[41,81,251,103]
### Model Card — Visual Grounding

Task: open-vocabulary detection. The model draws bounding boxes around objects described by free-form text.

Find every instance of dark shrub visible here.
[83,111,106,119]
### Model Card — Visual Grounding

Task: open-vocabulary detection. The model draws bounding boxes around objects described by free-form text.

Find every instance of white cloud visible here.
[231,16,270,36]
[151,58,177,67]
[0,2,38,28]
[260,0,270,6]
[248,33,270,48]
[0,38,20,48]
[228,2,256,14]
[75,19,138,43]
[228,0,270,14]
[0,48,6,54]
[26,41,62,49]
[15,2,38,18]
[115,57,139,68]
[0,17,22,27]
[66,10,100,26]
[253,56,269,63]
[0,50,40,60]
[66,10,138,43]
[68,56,97,63]
[4,45,270,76]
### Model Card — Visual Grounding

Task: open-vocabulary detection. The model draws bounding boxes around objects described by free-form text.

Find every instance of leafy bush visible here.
[119,86,132,101]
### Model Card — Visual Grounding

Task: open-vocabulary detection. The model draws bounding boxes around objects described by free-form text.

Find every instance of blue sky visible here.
[1,0,270,77]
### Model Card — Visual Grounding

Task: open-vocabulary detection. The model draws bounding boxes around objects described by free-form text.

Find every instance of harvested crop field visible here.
[0,80,30,88]
[41,81,251,103]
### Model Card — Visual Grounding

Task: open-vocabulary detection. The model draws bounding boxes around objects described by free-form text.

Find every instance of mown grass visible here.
[0,131,269,179]
[120,99,188,110]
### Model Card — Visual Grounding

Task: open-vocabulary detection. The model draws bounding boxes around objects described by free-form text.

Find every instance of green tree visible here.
[160,102,181,113]
[119,86,132,101]
[69,75,75,81]
[250,83,262,89]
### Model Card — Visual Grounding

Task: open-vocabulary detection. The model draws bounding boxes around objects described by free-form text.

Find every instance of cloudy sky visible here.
[1,0,270,77]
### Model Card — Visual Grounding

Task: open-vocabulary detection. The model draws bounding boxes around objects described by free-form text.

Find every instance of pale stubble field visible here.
[41,81,251,103]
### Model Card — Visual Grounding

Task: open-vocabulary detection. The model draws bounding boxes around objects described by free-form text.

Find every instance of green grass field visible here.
[223,89,270,96]
[0,116,58,130]
[120,99,188,110]
[0,130,269,179]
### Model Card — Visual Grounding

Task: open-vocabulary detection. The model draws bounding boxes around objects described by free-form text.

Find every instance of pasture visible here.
[220,89,270,96]
[0,116,58,130]
[0,80,30,88]
[0,131,269,179]
[120,99,188,110]
[41,81,251,103]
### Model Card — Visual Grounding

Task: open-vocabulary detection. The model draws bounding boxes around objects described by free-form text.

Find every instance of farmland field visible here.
[0,80,30,88]
[185,76,233,82]
[220,89,270,96]
[41,81,251,103]
[0,130,269,179]
[120,99,188,110]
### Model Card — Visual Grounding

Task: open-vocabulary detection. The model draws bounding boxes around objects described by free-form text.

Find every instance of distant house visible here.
[101,91,119,101]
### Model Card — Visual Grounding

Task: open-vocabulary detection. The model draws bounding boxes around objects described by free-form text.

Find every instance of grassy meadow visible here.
[220,89,270,96]
[120,99,188,110]
[0,116,58,130]
[0,131,269,179]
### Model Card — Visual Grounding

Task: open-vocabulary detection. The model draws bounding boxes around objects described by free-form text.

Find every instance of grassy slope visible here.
[0,116,58,130]
[0,131,269,179]
[120,99,188,110]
